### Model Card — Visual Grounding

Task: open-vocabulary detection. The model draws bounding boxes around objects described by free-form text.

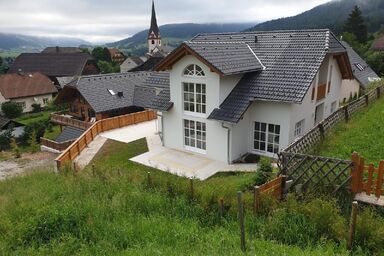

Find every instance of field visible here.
[1,138,384,255]
[316,94,384,164]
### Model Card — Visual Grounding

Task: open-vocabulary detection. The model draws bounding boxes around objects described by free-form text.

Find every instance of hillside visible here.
[248,0,384,34]
[0,33,90,51]
[107,22,255,49]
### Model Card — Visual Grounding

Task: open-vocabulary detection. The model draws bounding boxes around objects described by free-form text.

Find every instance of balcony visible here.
[50,112,93,130]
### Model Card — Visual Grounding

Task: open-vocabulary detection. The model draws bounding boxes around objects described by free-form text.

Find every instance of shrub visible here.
[254,157,273,185]
[1,101,22,119]
[10,138,21,158]
[355,208,384,253]
[31,103,41,113]
[20,121,48,145]
[28,130,39,153]
[0,128,12,151]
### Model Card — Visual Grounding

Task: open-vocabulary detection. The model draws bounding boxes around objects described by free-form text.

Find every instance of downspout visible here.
[221,122,231,164]
[157,112,164,146]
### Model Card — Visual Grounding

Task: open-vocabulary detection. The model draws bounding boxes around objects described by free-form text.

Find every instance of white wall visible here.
[12,94,53,113]
[162,55,230,162]
[341,79,360,103]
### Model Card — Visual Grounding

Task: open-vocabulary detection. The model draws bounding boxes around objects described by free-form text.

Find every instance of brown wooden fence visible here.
[51,112,93,130]
[55,110,157,169]
[40,137,75,152]
[284,85,384,154]
[351,153,384,199]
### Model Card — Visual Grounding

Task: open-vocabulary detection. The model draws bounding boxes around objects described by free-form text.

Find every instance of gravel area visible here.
[0,152,58,181]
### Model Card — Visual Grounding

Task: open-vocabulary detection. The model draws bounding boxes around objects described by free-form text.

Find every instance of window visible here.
[294,119,305,138]
[108,89,116,96]
[151,40,155,45]
[183,83,206,114]
[328,65,333,93]
[184,119,206,152]
[355,63,364,71]
[43,98,49,104]
[17,102,26,109]
[331,101,337,113]
[254,122,280,154]
[183,64,205,77]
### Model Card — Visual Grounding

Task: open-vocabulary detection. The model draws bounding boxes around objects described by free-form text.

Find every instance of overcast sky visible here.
[0,0,331,43]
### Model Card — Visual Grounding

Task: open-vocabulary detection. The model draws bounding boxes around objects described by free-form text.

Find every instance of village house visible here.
[8,52,100,89]
[105,48,126,65]
[54,71,169,121]
[370,35,384,52]
[150,29,354,162]
[341,41,380,102]
[0,72,57,113]
[121,56,147,73]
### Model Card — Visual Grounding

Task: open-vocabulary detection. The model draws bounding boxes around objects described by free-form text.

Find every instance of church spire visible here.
[148,0,160,39]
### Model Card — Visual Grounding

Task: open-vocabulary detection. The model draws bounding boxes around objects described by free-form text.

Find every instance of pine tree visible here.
[343,5,368,43]
[28,130,39,153]
[10,138,21,158]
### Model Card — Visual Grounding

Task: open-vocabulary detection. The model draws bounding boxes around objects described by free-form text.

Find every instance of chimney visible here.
[117,91,124,97]
[255,36,258,43]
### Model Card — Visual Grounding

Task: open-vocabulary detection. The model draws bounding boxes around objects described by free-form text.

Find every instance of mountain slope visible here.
[0,33,90,51]
[108,23,256,48]
[248,0,384,34]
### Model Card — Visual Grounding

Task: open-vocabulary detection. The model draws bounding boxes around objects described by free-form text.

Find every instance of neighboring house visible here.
[105,48,126,65]
[8,52,100,89]
[121,56,147,73]
[129,56,164,72]
[370,36,384,52]
[0,72,58,113]
[150,29,353,162]
[0,116,24,138]
[55,71,169,121]
[341,41,380,102]
[42,47,82,54]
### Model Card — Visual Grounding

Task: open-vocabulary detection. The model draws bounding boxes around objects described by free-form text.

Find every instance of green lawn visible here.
[15,111,51,125]
[0,138,361,255]
[315,95,384,164]
[43,125,61,141]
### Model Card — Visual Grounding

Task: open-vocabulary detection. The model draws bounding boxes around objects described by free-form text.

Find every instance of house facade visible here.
[151,30,353,162]
[0,72,57,113]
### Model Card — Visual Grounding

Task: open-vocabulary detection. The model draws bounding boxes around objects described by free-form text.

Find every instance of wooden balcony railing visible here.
[51,113,93,130]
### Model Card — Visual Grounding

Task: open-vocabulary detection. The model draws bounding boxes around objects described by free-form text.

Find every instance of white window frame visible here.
[183,64,205,77]
[183,82,206,117]
[184,119,206,154]
[294,119,305,138]
[253,122,280,155]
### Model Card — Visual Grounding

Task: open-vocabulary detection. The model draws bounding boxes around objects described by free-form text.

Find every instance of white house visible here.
[0,72,57,113]
[340,41,380,103]
[150,29,353,163]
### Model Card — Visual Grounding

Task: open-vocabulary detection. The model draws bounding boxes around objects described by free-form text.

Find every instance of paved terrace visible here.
[75,120,257,180]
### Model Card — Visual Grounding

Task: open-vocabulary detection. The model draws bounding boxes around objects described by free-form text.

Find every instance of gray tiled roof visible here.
[55,126,85,143]
[66,71,169,113]
[185,41,264,75]
[146,72,172,111]
[154,29,349,122]
[341,41,380,87]
[0,116,11,129]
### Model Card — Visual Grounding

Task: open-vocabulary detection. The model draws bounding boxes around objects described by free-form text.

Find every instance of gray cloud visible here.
[0,0,330,42]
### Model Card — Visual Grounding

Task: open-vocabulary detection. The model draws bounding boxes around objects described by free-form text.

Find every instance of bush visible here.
[10,138,21,158]
[20,121,48,145]
[0,128,12,151]
[254,157,273,185]
[355,208,384,253]
[28,130,39,153]
[1,101,22,119]
[31,103,41,113]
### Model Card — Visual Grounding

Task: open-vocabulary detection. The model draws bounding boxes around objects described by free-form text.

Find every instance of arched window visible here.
[183,64,205,77]
[151,40,155,45]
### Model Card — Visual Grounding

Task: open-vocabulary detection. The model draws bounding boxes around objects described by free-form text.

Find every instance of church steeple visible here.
[148,0,161,54]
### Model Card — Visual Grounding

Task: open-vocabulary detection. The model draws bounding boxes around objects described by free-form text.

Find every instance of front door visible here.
[315,103,324,125]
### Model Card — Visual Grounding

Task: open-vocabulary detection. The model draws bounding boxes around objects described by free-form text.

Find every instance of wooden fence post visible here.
[190,178,194,201]
[347,201,358,251]
[253,186,260,216]
[377,86,381,99]
[344,105,349,123]
[351,153,360,194]
[219,198,224,218]
[318,122,325,139]
[237,191,246,252]
[358,157,365,193]
[376,161,384,198]
[147,172,151,188]
[365,94,369,106]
